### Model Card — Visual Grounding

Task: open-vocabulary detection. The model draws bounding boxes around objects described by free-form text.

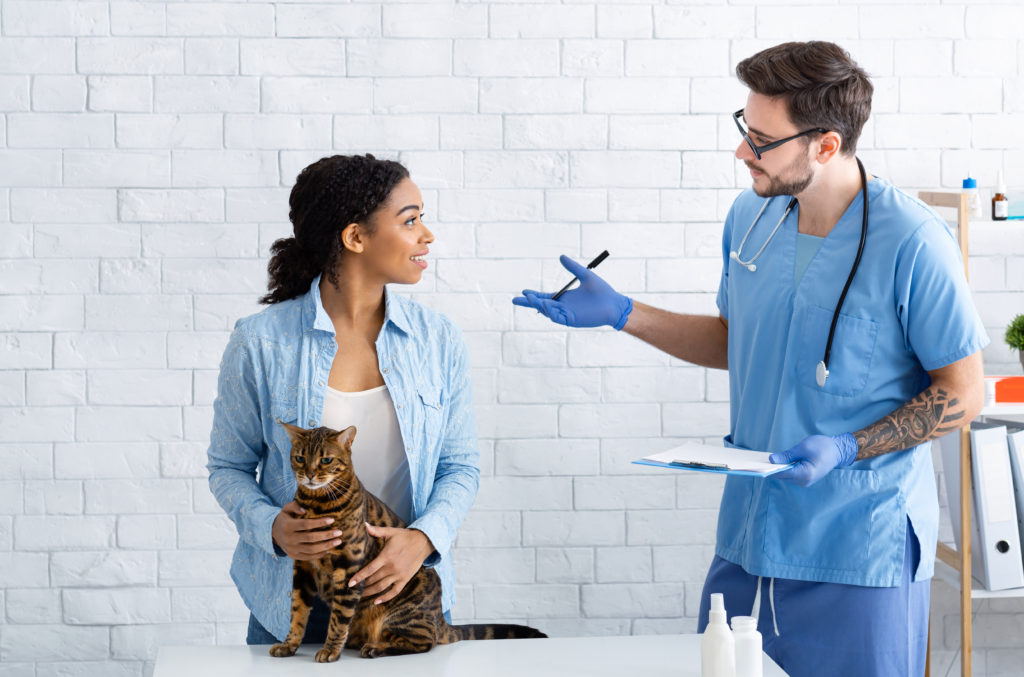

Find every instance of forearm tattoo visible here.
[852,386,966,461]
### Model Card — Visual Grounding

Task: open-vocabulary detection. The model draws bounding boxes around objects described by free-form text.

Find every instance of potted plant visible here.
[1007,313,1024,371]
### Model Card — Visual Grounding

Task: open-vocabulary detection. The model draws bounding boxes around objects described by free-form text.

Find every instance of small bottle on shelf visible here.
[962,177,983,218]
[992,170,1009,221]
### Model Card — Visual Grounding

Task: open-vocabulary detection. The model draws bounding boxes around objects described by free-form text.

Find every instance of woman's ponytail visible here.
[260,237,324,305]
[260,154,409,305]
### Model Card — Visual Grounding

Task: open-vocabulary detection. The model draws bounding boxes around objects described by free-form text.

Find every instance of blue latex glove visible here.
[512,254,633,330]
[768,433,859,487]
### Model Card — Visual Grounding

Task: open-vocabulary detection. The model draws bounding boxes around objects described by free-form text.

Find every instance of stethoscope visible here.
[730,158,870,388]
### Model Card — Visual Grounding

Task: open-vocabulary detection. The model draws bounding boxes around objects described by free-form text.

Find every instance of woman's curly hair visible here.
[260,154,410,305]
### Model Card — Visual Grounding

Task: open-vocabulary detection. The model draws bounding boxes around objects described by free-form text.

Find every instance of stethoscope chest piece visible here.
[815,360,829,387]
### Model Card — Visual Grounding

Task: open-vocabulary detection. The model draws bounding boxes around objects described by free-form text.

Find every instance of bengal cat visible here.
[269,422,547,663]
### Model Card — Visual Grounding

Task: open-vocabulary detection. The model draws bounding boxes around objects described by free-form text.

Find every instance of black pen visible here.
[551,250,610,300]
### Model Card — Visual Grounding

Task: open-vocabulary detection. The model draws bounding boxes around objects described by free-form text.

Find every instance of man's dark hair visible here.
[736,41,873,156]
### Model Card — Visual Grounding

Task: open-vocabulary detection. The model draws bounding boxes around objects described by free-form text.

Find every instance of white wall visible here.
[1,1,1023,675]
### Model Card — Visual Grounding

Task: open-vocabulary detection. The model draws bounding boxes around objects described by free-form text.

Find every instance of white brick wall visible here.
[2,2,1023,676]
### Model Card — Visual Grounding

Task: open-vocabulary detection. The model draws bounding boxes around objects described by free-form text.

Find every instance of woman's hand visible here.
[349,524,436,604]
[271,500,342,561]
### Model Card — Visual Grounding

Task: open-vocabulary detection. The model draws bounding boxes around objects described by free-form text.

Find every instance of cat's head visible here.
[280,422,357,493]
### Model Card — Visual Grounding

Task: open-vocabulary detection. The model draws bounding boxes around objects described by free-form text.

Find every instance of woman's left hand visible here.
[349,524,436,604]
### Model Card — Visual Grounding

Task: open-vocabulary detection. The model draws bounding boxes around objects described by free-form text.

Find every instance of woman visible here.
[207,154,479,644]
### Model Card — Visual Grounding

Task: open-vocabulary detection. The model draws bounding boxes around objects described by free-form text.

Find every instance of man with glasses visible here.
[514,41,986,677]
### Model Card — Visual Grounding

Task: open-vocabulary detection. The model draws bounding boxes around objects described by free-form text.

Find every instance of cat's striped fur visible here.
[269,422,546,663]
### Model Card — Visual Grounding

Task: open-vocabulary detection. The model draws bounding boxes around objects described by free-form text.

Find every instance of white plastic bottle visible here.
[701,593,736,677]
[962,177,983,218]
[731,616,763,677]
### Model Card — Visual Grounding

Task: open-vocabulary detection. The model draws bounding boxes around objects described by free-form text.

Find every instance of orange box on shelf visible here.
[985,376,1024,404]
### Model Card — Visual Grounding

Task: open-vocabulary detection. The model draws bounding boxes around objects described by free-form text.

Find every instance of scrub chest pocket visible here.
[796,305,878,397]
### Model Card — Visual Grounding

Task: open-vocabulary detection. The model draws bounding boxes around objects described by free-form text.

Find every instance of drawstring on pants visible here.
[769,577,779,637]
[750,576,780,637]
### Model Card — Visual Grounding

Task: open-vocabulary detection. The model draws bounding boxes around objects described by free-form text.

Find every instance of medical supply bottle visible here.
[992,171,1009,221]
[702,593,736,677]
[962,177,982,218]
[731,616,762,677]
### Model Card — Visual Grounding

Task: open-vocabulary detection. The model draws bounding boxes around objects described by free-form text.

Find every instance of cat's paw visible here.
[315,647,342,663]
[268,642,297,658]
[360,642,386,659]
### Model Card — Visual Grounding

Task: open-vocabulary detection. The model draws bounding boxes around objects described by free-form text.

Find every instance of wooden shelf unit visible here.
[918,191,1024,677]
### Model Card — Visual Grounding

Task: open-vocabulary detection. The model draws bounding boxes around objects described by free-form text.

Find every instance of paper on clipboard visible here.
[633,441,793,477]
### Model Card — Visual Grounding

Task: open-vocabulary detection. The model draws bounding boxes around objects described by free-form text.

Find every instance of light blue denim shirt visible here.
[207,275,479,640]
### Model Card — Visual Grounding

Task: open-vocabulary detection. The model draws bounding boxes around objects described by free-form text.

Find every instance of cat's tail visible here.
[443,623,547,643]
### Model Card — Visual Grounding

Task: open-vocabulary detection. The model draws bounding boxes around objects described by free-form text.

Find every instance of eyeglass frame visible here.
[732,109,829,161]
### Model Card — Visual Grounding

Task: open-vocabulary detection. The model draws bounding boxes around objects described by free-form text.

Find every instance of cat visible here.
[269,422,547,663]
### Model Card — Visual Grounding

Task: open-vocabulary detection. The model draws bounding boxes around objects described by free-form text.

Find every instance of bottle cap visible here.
[731,616,758,633]
[710,593,725,612]
[707,592,728,624]
[963,177,977,189]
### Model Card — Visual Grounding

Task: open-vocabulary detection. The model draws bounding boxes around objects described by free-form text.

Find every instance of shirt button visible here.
[382,368,389,374]
[406,446,411,451]
[318,380,325,386]
[308,420,316,426]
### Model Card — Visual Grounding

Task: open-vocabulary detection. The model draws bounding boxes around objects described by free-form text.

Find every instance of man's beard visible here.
[747,154,814,198]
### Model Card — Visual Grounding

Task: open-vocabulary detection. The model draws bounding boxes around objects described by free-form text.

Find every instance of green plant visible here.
[1006,313,1024,352]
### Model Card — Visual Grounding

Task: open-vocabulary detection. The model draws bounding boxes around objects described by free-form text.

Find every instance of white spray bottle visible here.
[701,592,736,677]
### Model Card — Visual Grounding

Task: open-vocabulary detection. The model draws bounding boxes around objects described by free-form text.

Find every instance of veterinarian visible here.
[513,41,987,677]
[207,154,479,644]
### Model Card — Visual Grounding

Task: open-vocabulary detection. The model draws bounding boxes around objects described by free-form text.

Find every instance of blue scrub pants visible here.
[697,520,929,677]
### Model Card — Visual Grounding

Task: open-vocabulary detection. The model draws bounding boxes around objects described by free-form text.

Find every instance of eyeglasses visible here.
[733,109,829,161]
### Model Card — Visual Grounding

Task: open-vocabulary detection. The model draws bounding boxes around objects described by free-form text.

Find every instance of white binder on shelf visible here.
[968,421,1024,590]
[983,418,1024,574]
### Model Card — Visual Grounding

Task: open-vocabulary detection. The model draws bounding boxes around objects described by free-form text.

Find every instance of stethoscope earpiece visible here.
[730,197,797,273]
[729,250,757,272]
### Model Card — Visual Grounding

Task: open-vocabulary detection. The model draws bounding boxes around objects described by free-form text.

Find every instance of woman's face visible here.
[355,177,434,286]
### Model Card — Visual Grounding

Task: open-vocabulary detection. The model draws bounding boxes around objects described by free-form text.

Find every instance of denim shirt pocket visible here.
[269,398,298,452]
[416,383,443,440]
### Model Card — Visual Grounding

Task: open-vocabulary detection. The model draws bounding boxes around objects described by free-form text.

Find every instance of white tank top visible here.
[320,384,413,524]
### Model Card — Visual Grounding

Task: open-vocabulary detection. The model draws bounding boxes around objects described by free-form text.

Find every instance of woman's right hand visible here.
[271,500,342,560]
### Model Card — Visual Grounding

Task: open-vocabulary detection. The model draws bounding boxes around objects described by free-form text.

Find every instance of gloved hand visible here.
[768,433,859,487]
[512,255,633,330]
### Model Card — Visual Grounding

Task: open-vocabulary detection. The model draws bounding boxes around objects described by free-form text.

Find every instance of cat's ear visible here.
[278,420,306,444]
[332,425,356,452]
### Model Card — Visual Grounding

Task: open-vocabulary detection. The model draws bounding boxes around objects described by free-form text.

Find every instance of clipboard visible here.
[632,441,794,477]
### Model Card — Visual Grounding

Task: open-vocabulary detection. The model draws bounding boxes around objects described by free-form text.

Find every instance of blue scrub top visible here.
[715,177,988,587]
